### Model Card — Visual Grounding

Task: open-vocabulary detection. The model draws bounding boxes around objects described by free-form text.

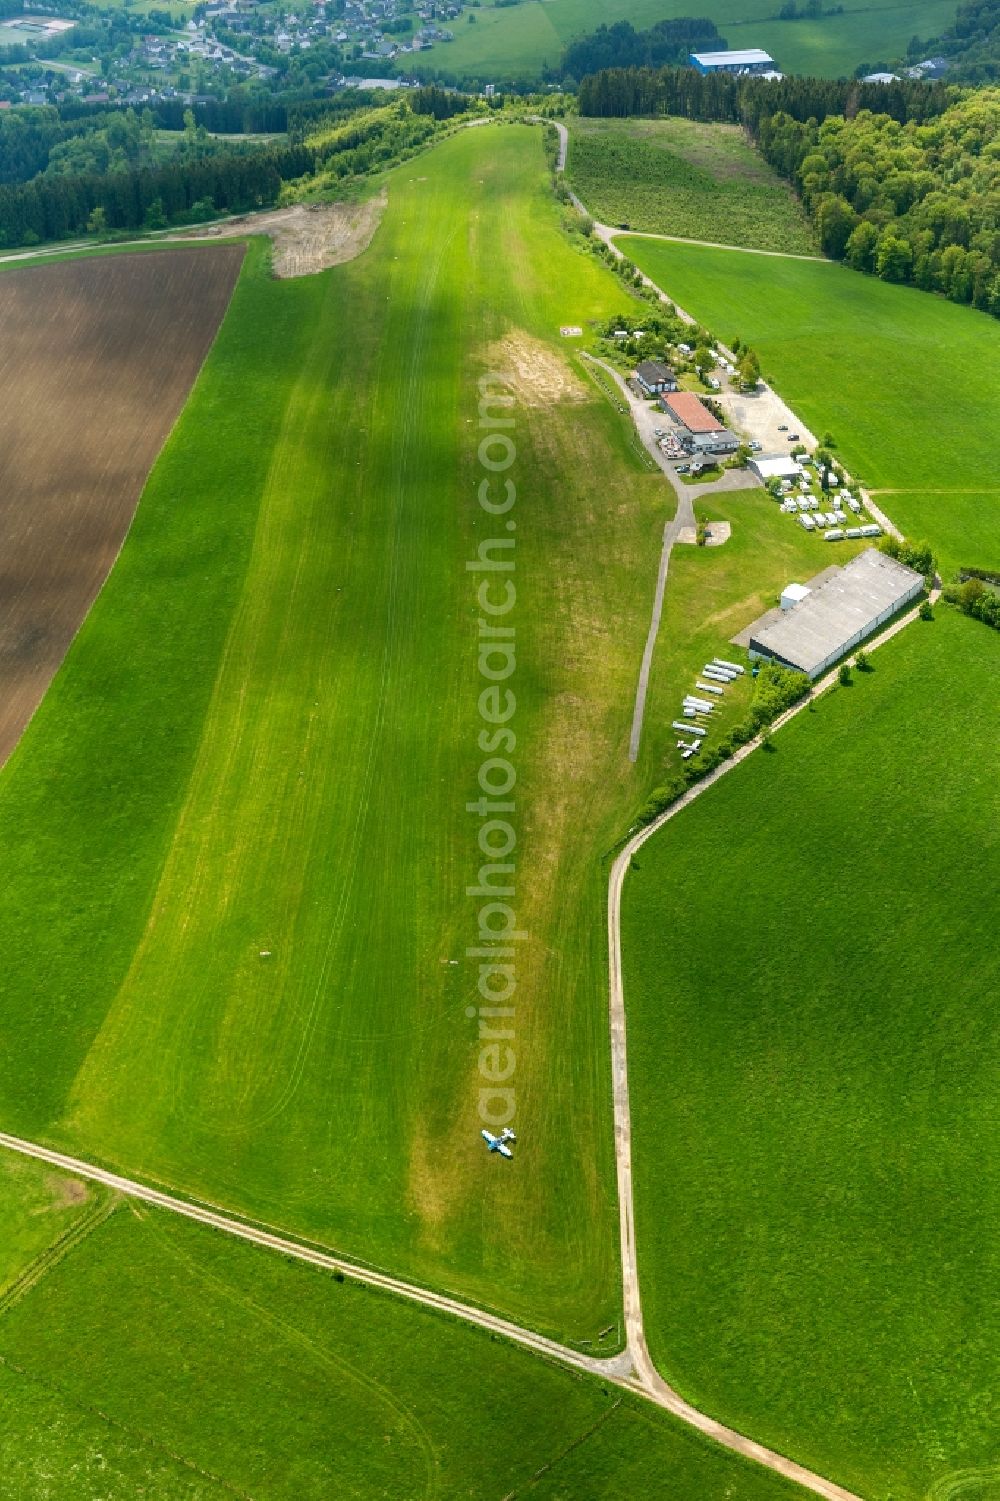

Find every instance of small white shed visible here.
[781,582,812,612]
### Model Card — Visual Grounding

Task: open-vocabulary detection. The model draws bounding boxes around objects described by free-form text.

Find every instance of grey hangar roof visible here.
[749,549,924,678]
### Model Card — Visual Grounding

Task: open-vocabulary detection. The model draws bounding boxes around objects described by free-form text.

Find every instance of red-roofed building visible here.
[661,390,740,455]
[662,391,722,433]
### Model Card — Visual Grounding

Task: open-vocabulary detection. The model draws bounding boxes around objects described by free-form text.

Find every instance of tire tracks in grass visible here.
[132,1204,442,1500]
[0,1351,258,1500]
[225,189,462,1132]
[0,129,908,1501]
[0,1190,117,1319]
[0,1126,863,1501]
[510,1398,623,1496]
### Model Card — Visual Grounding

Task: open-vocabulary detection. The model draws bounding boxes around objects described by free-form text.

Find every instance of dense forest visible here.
[0,91,469,244]
[763,89,1000,310]
[0,97,320,188]
[578,65,998,316]
[0,140,313,243]
[555,18,726,84]
[577,65,952,126]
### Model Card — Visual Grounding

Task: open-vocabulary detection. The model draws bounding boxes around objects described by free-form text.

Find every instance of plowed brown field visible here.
[0,245,243,766]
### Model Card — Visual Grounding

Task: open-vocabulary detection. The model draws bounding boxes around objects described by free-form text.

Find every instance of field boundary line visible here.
[0,1127,862,1501]
[0,1347,258,1499]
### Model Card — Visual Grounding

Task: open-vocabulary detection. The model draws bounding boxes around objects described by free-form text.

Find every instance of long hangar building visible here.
[749,550,923,678]
[689,48,778,74]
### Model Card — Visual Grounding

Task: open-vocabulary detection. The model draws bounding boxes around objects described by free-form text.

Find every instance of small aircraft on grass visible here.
[481,1127,517,1160]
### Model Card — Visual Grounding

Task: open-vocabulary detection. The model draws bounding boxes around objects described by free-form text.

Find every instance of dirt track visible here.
[0,1126,863,1501]
[0,246,243,767]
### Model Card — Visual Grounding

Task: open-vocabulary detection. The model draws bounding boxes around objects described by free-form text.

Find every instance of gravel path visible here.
[0,122,902,1501]
[607,228,826,262]
[581,355,756,763]
[0,1126,864,1501]
[604,585,937,1478]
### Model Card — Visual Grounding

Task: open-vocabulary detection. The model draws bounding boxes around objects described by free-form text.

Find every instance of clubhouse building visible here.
[660,390,740,455]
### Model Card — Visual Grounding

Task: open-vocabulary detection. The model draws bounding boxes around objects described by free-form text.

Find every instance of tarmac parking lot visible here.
[716,380,818,454]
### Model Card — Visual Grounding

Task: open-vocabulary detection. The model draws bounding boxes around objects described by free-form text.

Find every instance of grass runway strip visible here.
[0,125,676,1341]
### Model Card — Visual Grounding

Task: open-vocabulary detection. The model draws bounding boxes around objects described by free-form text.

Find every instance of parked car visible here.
[777,423,788,431]
[676,464,690,473]
[749,440,762,452]
[787,432,800,441]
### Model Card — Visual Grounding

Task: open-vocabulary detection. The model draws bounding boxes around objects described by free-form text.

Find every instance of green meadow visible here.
[0,1156,806,1501]
[413,0,957,81]
[566,118,814,254]
[0,125,684,1342]
[622,237,1000,567]
[622,608,1000,1501]
[881,491,1000,577]
[0,1156,104,1296]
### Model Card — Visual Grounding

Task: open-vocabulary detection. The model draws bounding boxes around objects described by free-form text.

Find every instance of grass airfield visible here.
[0,125,676,1342]
[0,113,995,1501]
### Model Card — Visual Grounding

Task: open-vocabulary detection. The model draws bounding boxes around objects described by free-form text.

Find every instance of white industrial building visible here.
[689,47,776,74]
[751,454,804,483]
[749,549,923,678]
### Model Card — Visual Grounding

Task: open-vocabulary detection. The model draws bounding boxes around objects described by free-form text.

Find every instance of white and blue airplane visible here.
[481,1127,517,1159]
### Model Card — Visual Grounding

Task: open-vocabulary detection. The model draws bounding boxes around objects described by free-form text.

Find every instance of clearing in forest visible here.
[567,117,814,255]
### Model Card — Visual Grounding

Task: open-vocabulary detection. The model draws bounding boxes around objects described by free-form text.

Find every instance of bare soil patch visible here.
[487,331,590,409]
[0,245,243,768]
[46,1174,89,1209]
[184,193,386,278]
